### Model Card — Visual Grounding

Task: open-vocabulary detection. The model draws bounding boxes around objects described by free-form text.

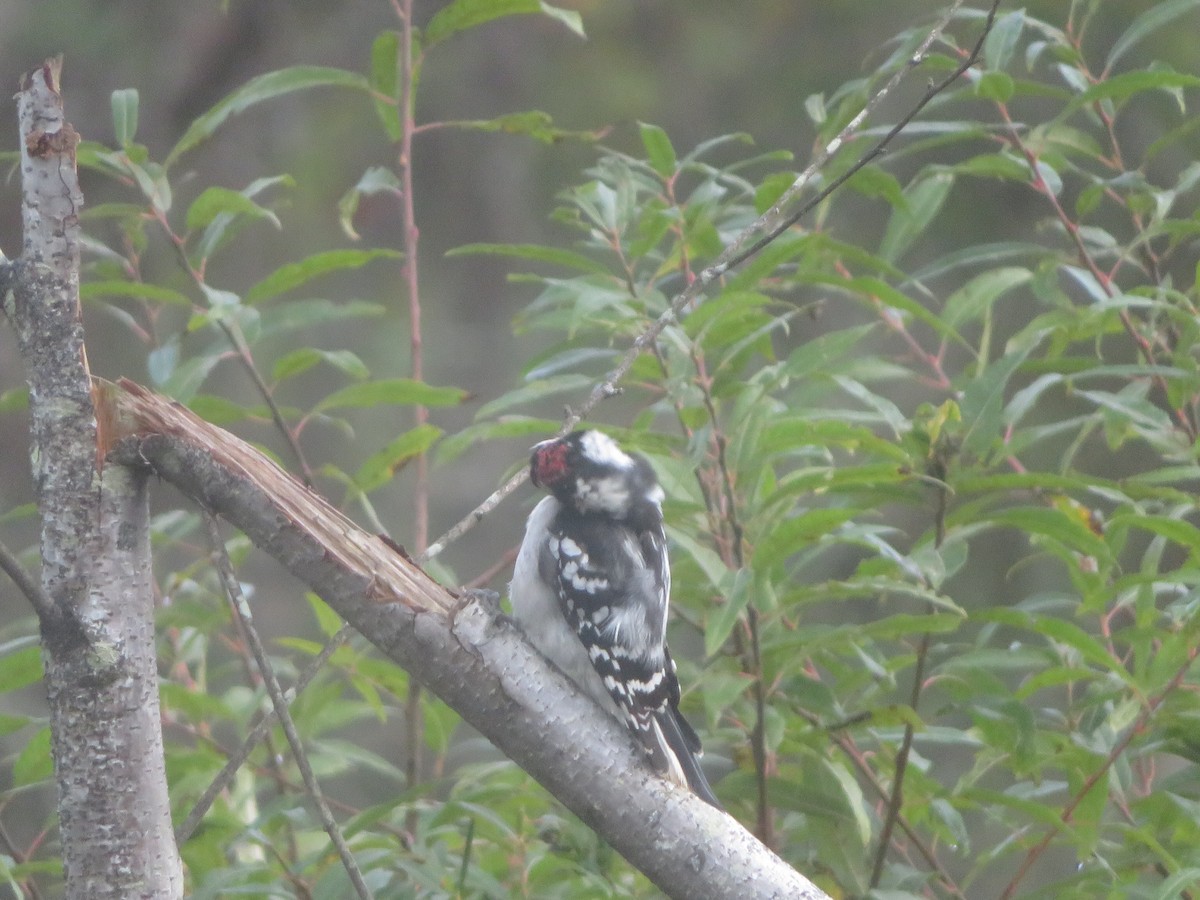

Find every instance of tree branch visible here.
[0,536,55,623]
[107,377,828,900]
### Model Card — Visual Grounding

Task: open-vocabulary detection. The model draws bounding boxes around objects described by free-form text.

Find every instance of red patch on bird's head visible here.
[530,439,571,488]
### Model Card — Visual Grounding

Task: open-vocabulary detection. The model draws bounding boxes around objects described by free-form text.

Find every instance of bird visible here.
[510,429,719,807]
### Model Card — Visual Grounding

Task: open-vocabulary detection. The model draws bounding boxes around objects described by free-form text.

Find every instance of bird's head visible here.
[530,430,663,523]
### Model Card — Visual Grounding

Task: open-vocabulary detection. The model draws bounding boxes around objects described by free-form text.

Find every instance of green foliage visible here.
[3,1,1200,898]
[463,5,1200,896]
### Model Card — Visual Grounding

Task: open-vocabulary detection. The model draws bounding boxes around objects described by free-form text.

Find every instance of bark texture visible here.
[110,380,829,900]
[4,61,183,899]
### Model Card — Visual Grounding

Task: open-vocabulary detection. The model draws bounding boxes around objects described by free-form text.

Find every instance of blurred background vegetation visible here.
[2,0,1191,615]
[2,1,1200,897]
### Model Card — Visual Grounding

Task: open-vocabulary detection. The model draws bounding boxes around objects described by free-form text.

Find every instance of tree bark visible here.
[2,60,183,899]
[109,380,828,900]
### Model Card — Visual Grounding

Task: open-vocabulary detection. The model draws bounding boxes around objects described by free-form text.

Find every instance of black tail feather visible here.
[656,707,722,809]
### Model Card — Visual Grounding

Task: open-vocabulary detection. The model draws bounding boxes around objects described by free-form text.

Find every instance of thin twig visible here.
[687,347,776,839]
[396,0,428,836]
[0,537,56,624]
[461,545,520,592]
[148,206,316,483]
[204,514,373,900]
[813,718,966,899]
[0,814,46,900]
[870,432,953,886]
[744,604,772,844]
[174,622,353,845]
[997,102,1198,442]
[424,0,995,562]
[869,629,931,889]
[218,318,317,486]
[999,642,1200,900]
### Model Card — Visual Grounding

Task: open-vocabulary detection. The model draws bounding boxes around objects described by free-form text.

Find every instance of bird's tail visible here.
[651,707,722,809]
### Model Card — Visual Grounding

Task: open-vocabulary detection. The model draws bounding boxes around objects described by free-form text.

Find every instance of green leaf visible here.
[667,527,730,593]
[948,152,1030,183]
[942,267,1032,329]
[639,122,677,177]
[0,644,43,693]
[420,696,461,754]
[246,248,401,305]
[833,376,908,437]
[822,758,871,847]
[355,424,444,492]
[782,323,878,380]
[189,175,294,264]
[13,726,52,787]
[474,374,591,419]
[273,348,369,383]
[0,387,29,414]
[185,186,280,232]
[1034,618,1128,680]
[960,341,1035,458]
[307,593,346,639]
[315,378,467,412]
[447,243,609,276]
[1003,373,1061,429]
[146,339,178,386]
[117,156,173,212]
[442,110,599,145]
[983,8,1024,71]
[1108,513,1200,555]
[0,504,36,525]
[259,298,386,336]
[533,2,585,38]
[1154,868,1200,900]
[755,171,797,213]
[982,507,1109,564]
[187,394,257,426]
[81,280,191,307]
[846,165,905,208]
[525,348,619,381]
[110,88,139,145]
[338,167,402,240]
[424,0,583,48]
[976,71,1014,103]
[369,30,402,141]
[1062,70,1200,116]
[272,348,323,383]
[703,569,751,658]
[879,171,954,264]
[436,416,561,464]
[1106,0,1200,71]
[158,352,222,402]
[0,714,31,737]
[859,612,962,641]
[754,509,861,570]
[836,276,968,348]
[167,67,372,166]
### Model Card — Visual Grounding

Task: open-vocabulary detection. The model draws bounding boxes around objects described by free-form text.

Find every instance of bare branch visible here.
[0,537,55,623]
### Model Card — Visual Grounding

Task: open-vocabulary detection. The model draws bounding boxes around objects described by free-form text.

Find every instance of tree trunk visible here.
[2,60,183,899]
